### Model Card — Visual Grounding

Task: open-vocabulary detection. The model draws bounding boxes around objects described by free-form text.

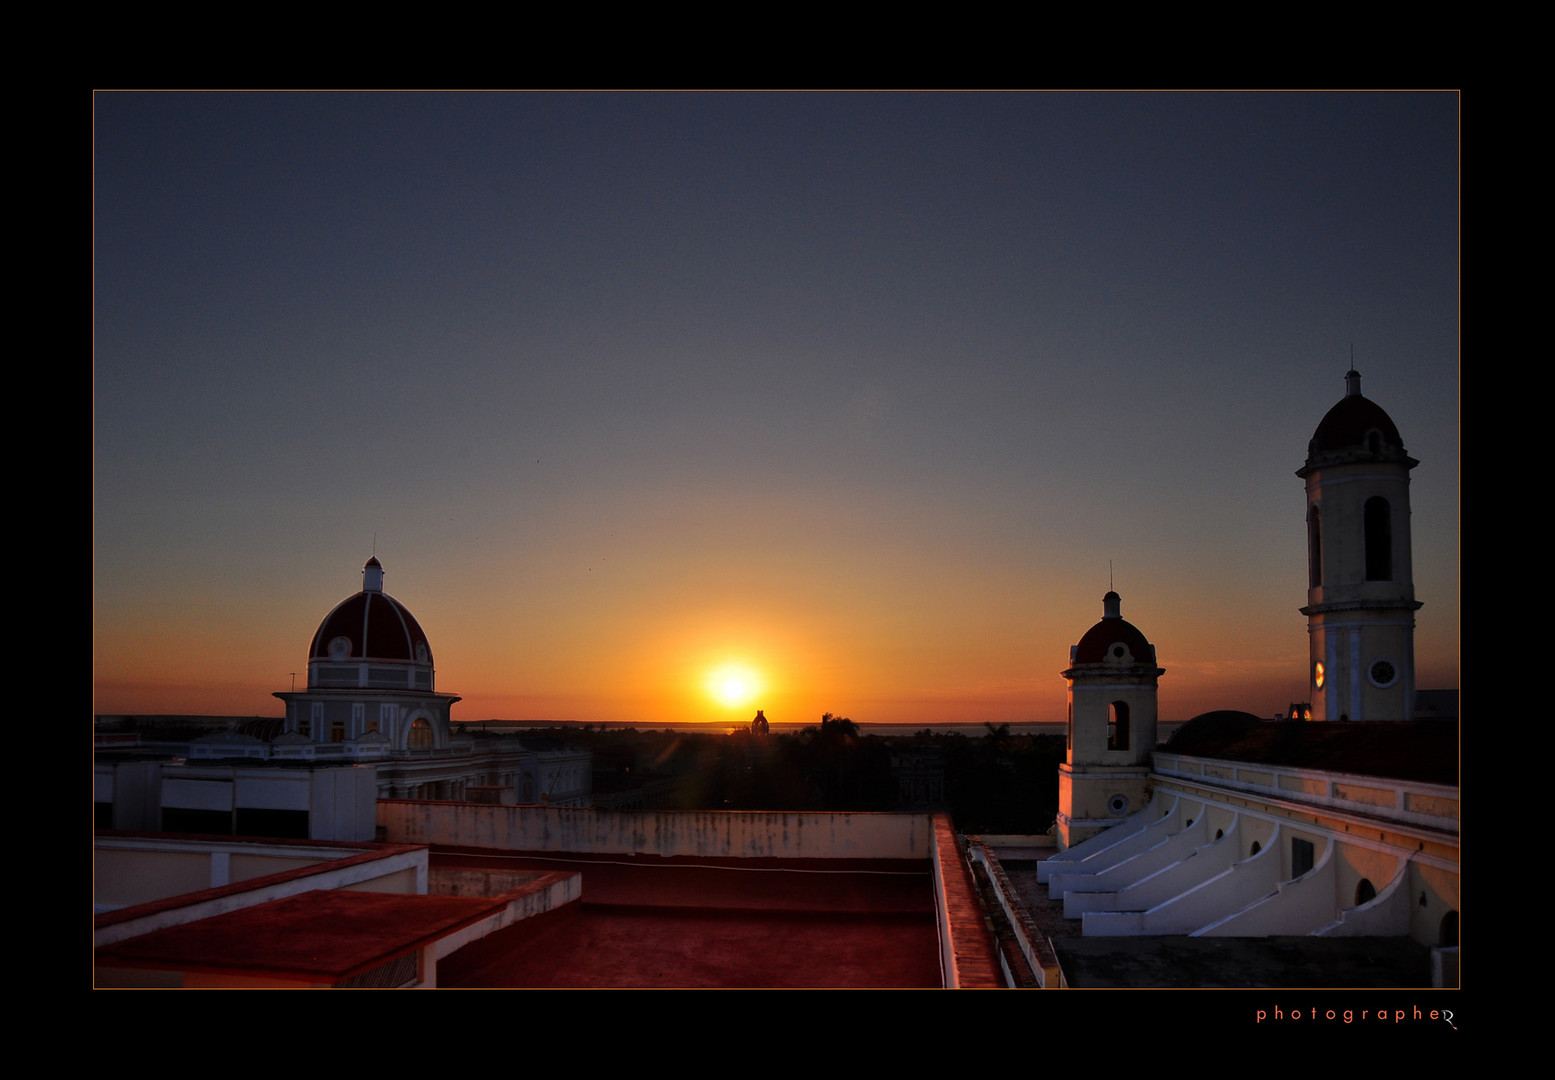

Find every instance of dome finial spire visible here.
[363,556,384,592]
[1103,590,1121,619]
[1345,366,1362,398]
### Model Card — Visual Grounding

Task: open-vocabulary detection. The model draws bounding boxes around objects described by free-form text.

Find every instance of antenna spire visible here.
[1109,560,1114,592]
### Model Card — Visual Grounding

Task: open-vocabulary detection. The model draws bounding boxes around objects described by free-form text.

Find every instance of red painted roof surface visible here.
[448,904,938,989]
[434,852,944,989]
[96,889,505,982]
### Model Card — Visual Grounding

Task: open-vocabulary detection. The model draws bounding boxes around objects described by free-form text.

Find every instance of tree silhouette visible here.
[819,712,860,740]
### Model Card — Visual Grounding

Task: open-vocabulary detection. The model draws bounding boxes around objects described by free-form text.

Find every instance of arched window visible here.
[1440,910,1459,948]
[1107,701,1130,751]
[1365,497,1392,581]
[1307,506,1322,587]
[1355,879,1377,906]
[408,718,433,750]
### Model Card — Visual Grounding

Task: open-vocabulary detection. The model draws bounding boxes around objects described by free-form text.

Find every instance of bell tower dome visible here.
[1297,370,1421,721]
[1056,591,1164,850]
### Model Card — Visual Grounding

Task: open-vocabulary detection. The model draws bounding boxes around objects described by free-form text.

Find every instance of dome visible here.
[1070,591,1157,666]
[1166,710,1263,749]
[1302,370,1413,472]
[308,559,434,682]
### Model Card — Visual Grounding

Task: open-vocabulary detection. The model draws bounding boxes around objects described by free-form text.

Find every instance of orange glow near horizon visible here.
[91,575,1461,728]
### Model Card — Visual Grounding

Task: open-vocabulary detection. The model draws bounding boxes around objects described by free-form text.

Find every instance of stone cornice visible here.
[1300,599,1424,616]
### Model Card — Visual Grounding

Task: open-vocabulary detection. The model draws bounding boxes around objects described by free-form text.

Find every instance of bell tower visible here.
[1298,370,1421,721]
[1056,591,1164,850]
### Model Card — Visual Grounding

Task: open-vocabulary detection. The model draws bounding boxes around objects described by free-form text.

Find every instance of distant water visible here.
[458,719,1070,737]
[457,718,1186,738]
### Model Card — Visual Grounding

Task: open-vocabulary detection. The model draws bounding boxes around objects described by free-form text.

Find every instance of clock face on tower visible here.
[1313,660,1325,690]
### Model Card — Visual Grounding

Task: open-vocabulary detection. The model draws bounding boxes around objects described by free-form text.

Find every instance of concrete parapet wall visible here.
[431,872,581,964]
[94,839,429,947]
[1153,754,1458,833]
[969,841,1062,988]
[380,801,933,860]
[931,816,1005,988]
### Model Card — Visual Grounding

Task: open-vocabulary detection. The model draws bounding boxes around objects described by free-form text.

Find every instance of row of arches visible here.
[293,708,438,751]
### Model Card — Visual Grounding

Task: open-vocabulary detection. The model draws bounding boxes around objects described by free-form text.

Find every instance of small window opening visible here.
[1307,505,1322,588]
[1107,701,1131,751]
[1292,837,1315,878]
[1365,496,1392,580]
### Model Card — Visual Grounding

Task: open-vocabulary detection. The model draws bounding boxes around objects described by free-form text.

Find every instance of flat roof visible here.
[434,852,943,989]
[96,889,508,983]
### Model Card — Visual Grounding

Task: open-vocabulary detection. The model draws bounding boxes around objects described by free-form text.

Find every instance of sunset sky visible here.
[93,92,1459,727]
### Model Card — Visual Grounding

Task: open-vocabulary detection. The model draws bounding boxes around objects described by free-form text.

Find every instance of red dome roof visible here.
[1073,618,1155,665]
[1070,591,1157,665]
[309,561,432,665]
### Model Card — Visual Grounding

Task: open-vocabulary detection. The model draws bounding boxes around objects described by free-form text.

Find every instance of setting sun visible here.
[707,665,762,709]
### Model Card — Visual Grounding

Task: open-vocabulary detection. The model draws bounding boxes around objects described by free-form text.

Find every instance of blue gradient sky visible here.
[93,92,1459,725]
